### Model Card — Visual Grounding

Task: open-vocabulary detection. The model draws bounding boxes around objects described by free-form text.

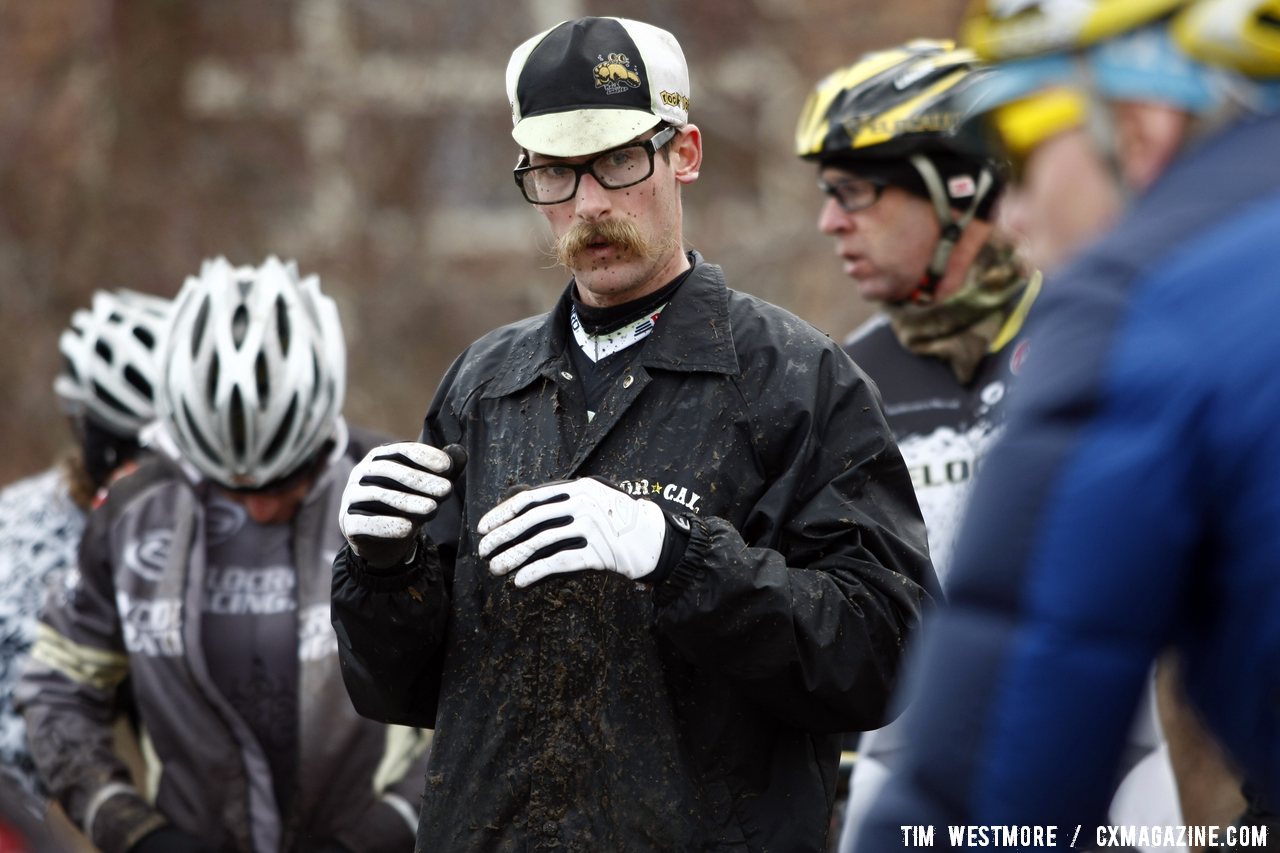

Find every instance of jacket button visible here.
[622,374,634,388]
[560,370,574,380]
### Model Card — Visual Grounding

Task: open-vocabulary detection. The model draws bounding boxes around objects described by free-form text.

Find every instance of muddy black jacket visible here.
[331,255,935,852]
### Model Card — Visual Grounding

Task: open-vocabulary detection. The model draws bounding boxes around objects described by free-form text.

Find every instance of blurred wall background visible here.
[1,0,969,485]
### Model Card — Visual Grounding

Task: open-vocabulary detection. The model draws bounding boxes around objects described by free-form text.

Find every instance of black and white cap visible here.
[506,16,691,157]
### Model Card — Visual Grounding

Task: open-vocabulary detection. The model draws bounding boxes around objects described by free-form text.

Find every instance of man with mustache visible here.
[330,15,936,852]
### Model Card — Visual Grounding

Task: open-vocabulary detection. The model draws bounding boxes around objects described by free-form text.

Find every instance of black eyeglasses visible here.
[818,175,888,213]
[514,126,679,205]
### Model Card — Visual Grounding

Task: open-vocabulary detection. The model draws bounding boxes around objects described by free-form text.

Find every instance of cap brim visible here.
[513,109,661,157]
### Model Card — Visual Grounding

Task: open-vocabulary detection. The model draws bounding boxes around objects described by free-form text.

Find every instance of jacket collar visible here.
[484,251,739,399]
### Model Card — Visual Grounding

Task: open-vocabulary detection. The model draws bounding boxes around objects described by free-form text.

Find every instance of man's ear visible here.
[670,124,702,185]
[1114,101,1189,191]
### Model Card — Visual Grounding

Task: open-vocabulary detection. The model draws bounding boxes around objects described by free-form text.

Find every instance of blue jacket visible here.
[858,110,1280,848]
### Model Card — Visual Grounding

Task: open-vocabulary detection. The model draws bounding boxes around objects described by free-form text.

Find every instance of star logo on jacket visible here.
[616,476,703,513]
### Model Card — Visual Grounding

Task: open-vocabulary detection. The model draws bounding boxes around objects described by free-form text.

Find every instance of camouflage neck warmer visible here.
[883,240,1029,385]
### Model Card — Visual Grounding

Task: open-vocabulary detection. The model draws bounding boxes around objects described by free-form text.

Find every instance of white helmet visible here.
[54,289,172,438]
[158,256,346,490]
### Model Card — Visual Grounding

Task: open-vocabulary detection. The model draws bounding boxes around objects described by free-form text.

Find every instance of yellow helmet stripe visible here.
[848,67,972,148]
[990,86,1088,156]
[796,46,922,155]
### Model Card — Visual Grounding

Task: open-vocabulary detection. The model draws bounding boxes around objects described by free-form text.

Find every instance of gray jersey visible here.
[202,497,299,815]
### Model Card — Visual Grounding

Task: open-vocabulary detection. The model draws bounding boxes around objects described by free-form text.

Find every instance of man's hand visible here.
[339,442,465,568]
[477,478,667,587]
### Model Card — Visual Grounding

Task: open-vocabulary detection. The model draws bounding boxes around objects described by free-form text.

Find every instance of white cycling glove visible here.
[339,441,464,568]
[477,478,668,588]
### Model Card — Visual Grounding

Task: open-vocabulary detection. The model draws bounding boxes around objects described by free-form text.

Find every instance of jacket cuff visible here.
[337,536,440,593]
[653,514,713,605]
[87,786,167,853]
[647,510,692,586]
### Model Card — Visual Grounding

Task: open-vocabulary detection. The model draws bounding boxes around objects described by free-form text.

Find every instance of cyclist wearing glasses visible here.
[329,15,936,852]
[853,2,1280,849]
[795,40,1088,850]
[796,39,1040,603]
[800,42,1185,852]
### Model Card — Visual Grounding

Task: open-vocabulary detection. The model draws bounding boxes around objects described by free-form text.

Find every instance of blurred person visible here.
[795,39,1180,853]
[0,772,82,852]
[795,38,1029,630]
[330,15,936,852]
[852,1,1280,849]
[1,288,169,803]
[17,257,429,853]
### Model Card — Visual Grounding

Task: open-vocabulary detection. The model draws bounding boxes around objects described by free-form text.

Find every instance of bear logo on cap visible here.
[594,53,643,93]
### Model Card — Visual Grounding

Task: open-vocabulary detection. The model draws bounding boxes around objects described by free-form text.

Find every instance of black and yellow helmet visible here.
[961,0,1186,61]
[795,39,994,163]
[962,0,1280,75]
[797,40,1004,304]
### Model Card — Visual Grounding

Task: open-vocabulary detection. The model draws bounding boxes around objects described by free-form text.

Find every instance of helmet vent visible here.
[124,365,153,400]
[255,351,270,402]
[206,359,219,407]
[181,400,220,463]
[190,299,209,357]
[231,305,250,350]
[276,296,291,355]
[93,380,129,415]
[262,396,298,467]
[133,326,156,349]
[229,387,247,458]
[95,340,114,365]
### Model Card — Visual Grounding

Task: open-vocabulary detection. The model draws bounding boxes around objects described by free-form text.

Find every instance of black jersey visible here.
[843,277,1039,585]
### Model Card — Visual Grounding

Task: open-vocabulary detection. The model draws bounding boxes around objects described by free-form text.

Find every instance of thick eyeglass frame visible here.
[513,125,679,205]
[817,174,889,213]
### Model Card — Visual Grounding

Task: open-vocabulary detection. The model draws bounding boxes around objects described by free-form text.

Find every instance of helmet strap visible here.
[1071,54,1136,208]
[907,154,995,305]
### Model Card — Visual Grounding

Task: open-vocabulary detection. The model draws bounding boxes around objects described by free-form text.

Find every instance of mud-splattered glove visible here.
[477,477,688,588]
[339,441,466,569]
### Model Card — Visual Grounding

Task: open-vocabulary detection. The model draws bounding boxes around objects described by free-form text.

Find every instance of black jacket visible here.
[331,255,935,852]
